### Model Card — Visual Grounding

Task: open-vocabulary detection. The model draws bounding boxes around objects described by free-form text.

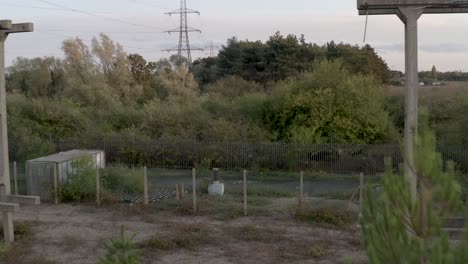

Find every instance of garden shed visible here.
[26,150,105,201]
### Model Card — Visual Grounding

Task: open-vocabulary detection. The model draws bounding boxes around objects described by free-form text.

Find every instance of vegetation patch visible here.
[294,207,354,227]
[58,156,96,202]
[100,226,141,264]
[101,166,145,195]
[141,235,176,251]
[0,221,33,241]
[141,223,211,252]
[308,244,328,258]
[227,225,284,243]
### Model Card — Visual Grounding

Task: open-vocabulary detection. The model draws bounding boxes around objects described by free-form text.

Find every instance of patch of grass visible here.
[294,207,354,227]
[0,221,33,241]
[141,223,211,252]
[141,236,176,251]
[317,190,355,200]
[247,186,295,198]
[227,225,284,243]
[308,245,328,258]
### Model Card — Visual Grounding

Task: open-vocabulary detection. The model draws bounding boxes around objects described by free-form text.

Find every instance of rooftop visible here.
[27,150,103,164]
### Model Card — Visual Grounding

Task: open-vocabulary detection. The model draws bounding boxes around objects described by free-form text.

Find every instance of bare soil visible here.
[1,201,367,264]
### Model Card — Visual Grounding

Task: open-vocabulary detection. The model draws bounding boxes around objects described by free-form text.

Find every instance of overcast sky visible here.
[3,0,468,71]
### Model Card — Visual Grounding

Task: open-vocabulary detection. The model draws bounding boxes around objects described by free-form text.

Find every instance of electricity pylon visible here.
[205,41,218,57]
[163,0,202,63]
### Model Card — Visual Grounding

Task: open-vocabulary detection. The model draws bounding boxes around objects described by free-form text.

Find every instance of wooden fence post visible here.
[13,161,18,195]
[143,166,148,205]
[299,171,304,208]
[53,163,58,205]
[96,165,101,207]
[175,184,180,200]
[359,172,364,214]
[243,170,247,216]
[181,183,185,199]
[192,168,197,213]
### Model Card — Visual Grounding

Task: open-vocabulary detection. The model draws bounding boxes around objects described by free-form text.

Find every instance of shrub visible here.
[101,166,144,194]
[58,156,96,202]
[100,226,140,264]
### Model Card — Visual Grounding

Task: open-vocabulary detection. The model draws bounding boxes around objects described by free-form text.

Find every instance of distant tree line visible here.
[192,32,391,86]
[4,32,466,162]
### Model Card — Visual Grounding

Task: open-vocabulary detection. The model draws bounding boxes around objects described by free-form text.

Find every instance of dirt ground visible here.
[1,200,367,264]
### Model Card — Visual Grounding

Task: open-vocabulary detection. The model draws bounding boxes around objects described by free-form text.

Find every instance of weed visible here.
[141,236,176,250]
[308,245,328,258]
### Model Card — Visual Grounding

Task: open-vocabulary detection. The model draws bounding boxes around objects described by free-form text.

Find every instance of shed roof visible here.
[27,150,103,164]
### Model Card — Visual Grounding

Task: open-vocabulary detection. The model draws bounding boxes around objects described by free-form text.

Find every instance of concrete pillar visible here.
[2,211,13,243]
[398,7,423,202]
[13,161,17,195]
[0,36,11,195]
[0,183,6,202]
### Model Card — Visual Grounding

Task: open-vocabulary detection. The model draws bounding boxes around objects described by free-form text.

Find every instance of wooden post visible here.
[53,163,58,205]
[192,168,197,213]
[96,165,100,207]
[359,173,364,213]
[143,166,148,205]
[299,171,304,208]
[175,184,180,200]
[13,161,18,195]
[181,183,185,199]
[243,170,247,216]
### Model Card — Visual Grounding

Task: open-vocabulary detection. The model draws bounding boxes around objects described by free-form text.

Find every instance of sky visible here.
[2,0,468,71]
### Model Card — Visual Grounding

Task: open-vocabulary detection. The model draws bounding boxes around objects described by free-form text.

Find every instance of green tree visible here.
[265,60,391,144]
[100,226,141,264]
[362,122,468,263]
[127,54,156,85]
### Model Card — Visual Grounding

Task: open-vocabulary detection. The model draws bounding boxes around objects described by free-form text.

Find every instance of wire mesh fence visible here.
[53,139,468,174]
[10,139,468,206]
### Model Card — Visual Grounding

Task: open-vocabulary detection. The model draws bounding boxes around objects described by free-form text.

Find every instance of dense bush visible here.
[58,156,96,202]
[101,166,144,194]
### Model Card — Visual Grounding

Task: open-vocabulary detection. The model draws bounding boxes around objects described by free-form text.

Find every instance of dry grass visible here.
[141,222,213,252]
[10,200,366,264]
[293,207,355,228]
[385,81,468,98]
[0,221,56,264]
[226,224,286,243]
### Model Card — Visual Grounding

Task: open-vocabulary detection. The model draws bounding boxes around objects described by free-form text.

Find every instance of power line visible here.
[36,0,165,31]
[125,0,171,10]
[0,2,72,11]
[162,0,203,63]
